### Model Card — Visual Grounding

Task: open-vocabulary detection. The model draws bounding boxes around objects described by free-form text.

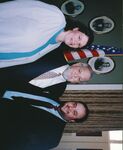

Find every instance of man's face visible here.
[64,28,89,48]
[63,63,91,83]
[60,102,86,122]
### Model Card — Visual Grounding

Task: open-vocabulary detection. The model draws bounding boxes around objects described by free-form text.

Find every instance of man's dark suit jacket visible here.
[0,49,68,99]
[0,98,66,150]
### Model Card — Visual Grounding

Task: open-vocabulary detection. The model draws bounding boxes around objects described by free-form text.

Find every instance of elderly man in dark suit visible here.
[0,89,89,150]
[0,49,92,99]
[0,49,66,98]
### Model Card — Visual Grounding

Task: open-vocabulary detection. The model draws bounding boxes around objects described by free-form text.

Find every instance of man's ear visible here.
[73,27,79,31]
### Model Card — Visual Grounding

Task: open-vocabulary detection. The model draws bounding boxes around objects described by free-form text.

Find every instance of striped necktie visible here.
[36,71,62,79]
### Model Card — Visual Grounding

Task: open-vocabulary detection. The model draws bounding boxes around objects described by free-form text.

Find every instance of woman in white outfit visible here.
[0,0,93,68]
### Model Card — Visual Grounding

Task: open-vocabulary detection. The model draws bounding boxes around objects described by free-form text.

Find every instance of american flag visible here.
[64,44,123,62]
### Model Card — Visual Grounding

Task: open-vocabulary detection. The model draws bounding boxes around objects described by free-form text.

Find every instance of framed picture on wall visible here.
[89,16,115,34]
[61,0,85,17]
[88,56,115,74]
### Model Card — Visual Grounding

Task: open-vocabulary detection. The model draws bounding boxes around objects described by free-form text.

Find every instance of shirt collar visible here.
[51,64,69,76]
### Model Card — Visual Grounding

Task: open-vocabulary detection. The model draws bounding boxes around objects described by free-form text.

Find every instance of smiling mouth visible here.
[63,105,69,113]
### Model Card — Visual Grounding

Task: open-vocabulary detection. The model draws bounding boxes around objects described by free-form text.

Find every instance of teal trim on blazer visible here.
[0,29,63,60]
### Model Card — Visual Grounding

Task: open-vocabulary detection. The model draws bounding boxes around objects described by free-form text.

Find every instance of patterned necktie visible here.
[12,96,59,110]
[37,71,62,80]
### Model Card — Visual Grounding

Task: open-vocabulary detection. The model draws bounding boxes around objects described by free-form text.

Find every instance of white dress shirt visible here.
[29,65,69,88]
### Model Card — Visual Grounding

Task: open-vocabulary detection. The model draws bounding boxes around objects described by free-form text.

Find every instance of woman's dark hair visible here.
[64,17,94,48]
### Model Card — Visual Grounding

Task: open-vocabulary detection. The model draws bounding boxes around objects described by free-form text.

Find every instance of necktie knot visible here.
[53,105,60,111]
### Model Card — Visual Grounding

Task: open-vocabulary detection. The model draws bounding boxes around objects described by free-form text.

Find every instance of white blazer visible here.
[0,0,66,68]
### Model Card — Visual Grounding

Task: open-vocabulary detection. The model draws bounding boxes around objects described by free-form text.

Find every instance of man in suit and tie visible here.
[0,89,89,150]
[0,49,93,99]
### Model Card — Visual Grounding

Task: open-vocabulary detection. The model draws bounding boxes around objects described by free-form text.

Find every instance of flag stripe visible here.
[96,49,105,56]
[78,50,87,58]
[83,49,93,58]
[64,51,74,61]
[91,50,100,56]
[71,51,81,60]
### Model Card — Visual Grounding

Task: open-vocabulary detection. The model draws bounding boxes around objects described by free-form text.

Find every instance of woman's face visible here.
[64,28,89,48]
